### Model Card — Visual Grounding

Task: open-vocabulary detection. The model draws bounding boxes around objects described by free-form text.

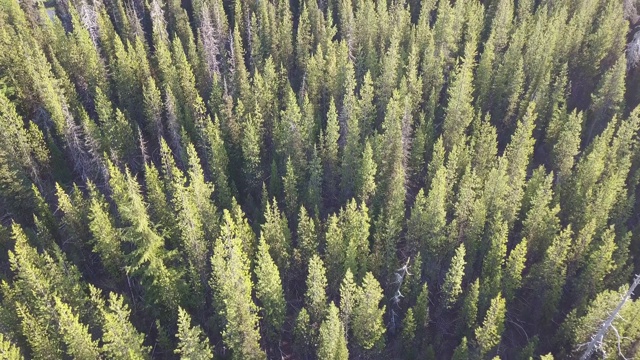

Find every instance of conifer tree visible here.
[254,235,286,342]
[460,278,479,337]
[317,302,349,360]
[0,333,23,360]
[283,157,299,221]
[175,307,213,360]
[452,336,469,360]
[324,213,345,288]
[98,292,150,359]
[305,254,328,324]
[442,244,466,308]
[503,102,537,227]
[340,199,370,280]
[261,198,292,275]
[322,99,341,205]
[355,139,377,204]
[293,308,313,358]
[296,206,318,268]
[474,294,506,356]
[442,53,475,152]
[402,307,416,348]
[503,239,528,303]
[481,215,508,305]
[414,283,430,331]
[54,297,100,359]
[210,211,265,360]
[339,268,358,333]
[87,182,123,276]
[352,272,386,349]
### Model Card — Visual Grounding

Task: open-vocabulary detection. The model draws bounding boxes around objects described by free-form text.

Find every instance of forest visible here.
[1,0,640,358]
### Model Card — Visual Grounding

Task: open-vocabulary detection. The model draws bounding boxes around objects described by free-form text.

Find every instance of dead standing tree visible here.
[579,274,640,360]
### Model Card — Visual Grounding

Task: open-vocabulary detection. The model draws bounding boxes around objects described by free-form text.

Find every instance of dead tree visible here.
[580,274,640,360]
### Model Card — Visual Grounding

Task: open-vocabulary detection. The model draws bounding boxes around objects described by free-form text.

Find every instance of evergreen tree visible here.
[0,333,23,360]
[414,283,430,331]
[210,211,265,360]
[261,198,292,275]
[442,53,475,152]
[54,297,100,359]
[442,244,466,308]
[503,239,528,303]
[296,206,318,268]
[305,254,328,325]
[461,279,479,335]
[283,157,299,221]
[317,302,349,360]
[474,294,506,356]
[402,308,417,348]
[98,292,150,359]
[175,307,213,360]
[352,272,386,349]
[254,235,286,342]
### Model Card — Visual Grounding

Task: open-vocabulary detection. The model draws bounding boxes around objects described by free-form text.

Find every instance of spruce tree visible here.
[261,198,292,275]
[305,254,328,325]
[352,272,386,349]
[99,292,150,359]
[474,294,506,356]
[317,302,349,360]
[254,235,286,342]
[175,307,213,360]
[442,244,466,308]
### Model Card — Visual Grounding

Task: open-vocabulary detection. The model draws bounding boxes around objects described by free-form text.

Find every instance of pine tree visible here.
[54,297,100,359]
[324,213,345,289]
[306,146,323,212]
[528,226,573,325]
[340,199,370,280]
[0,333,23,360]
[442,53,475,152]
[461,279,479,335]
[305,254,328,324]
[339,268,358,333]
[352,272,386,349]
[254,235,286,342]
[322,98,341,205]
[402,307,417,348]
[588,55,626,140]
[575,226,617,304]
[503,102,537,227]
[355,138,377,204]
[414,283,430,330]
[452,336,468,360]
[442,244,466,308]
[261,198,292,275]
[175,307,213,360]
[498,242,523,300]
[99,292,150,359]
[481,215,508,305]
[296,206,318,268]
[521,168,559,260]
[283,157,299,221]
[210,211,265,360]
[317,302,349,360]
[474,294,506,356]
[87,182,123,276]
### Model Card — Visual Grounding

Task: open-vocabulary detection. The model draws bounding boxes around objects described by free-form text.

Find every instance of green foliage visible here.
[442,244,466,308]
[305,255,328,324]
[317,302,349,360]
[352,272,386,349]
[0,0,638,358]
[99,292,150,359]
[474,294,506,356]
[175,307,213,360]
[254,235,286,342]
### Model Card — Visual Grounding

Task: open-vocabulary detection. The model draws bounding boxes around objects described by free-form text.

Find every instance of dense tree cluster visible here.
[1,0,640,358]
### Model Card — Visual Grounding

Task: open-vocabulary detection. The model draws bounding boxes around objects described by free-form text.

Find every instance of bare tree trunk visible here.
[580,274,640,360]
